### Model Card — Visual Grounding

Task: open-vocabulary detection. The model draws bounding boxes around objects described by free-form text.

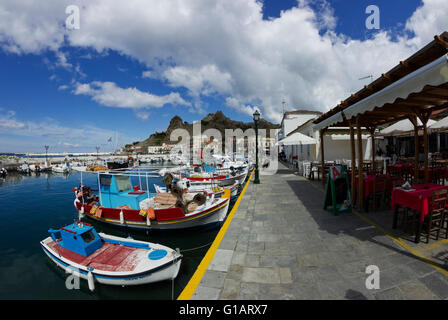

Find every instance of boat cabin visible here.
[48,222,102,257]
[98,174,153,210]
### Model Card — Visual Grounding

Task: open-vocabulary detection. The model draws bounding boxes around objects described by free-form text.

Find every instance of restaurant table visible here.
[391,183,448,243]
[351,174,403,212]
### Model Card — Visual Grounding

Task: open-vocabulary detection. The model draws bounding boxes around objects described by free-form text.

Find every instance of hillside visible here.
[137,110,279,149]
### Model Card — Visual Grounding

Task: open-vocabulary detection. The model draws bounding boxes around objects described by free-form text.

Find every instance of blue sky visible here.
[0,0,445,153]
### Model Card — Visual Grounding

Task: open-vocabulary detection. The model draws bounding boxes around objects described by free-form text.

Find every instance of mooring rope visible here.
[179,241,214,253]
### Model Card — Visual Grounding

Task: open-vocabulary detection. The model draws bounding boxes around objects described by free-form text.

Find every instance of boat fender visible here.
[139,209,147,217]
[95,207,103,218]
[223,189,231,199]
[87,271,95,291]
[147,208,155,220]
[120,210,124,224]
[146,214,151,226]
[90,205,98,215]
[80,205,84,214]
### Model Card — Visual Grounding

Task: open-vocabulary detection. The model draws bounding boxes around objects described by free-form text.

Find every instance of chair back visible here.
[391,177,404,188]
[374,175,387,192]
[430,189,448,213]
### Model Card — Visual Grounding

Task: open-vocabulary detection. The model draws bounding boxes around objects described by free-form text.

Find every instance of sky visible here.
[0,0,447,153]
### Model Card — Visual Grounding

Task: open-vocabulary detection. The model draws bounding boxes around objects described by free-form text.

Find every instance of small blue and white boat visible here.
[41,222,182,290]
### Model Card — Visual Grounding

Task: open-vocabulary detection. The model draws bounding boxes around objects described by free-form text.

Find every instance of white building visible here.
[147,146,163,154]
[278,110,372,171]
[278,110,322,162]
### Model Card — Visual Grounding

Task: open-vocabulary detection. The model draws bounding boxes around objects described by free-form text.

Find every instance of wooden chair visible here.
[385,177,403,207]
[421,189,447,243]
[370,176,387,212]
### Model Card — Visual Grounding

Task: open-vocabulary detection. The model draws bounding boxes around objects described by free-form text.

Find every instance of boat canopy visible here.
[98,173,156,210]
[48,222,102,257]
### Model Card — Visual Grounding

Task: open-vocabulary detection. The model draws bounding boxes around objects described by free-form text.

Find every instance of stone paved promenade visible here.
[191,163,448,300]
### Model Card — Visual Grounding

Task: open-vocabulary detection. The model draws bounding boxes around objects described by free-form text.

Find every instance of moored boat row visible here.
[42,158,251,291]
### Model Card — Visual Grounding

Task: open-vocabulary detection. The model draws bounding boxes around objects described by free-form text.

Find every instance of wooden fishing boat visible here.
[73,169,231,230]
[41,221,182,290]
[169,164,249,187]
[154,179,240,200]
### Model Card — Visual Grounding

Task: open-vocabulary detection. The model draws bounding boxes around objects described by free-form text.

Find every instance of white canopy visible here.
[380,119,436,136]
[276,132,317,146]
[429,116,448,131]
[313,54,448,131]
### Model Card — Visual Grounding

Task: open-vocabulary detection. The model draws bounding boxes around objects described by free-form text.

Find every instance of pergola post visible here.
[417,112,430,183]
[348,120,356,207]
[409,116,419,184]
[320,129,325,185]
[356,116,364,210]
[368,126,376,174]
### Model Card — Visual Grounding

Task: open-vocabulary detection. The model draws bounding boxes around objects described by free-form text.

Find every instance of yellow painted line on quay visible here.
[177,172,254,300]
[419,238,448,251]
[307,178,448,277]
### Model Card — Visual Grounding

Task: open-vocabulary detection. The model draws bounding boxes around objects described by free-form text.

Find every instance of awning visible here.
[276,132,317,145]
[313,54,448,131]
[379,119,436,136]
[429,116,448,131]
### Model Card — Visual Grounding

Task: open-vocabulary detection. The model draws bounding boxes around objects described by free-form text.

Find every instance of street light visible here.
[253,109,260,184]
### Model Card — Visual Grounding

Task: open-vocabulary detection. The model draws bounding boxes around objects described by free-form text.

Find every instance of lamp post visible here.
[253,110,260,184]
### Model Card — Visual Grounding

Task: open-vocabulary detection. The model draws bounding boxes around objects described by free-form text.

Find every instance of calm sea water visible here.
[0,166,231,300]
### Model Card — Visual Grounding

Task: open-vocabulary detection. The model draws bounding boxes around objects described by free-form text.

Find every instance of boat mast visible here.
[97,172,102,206]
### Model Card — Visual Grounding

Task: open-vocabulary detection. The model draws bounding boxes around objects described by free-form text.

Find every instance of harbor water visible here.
[0,165,232,299]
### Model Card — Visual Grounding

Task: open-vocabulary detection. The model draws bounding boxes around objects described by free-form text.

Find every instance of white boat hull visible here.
[41,235,182,287]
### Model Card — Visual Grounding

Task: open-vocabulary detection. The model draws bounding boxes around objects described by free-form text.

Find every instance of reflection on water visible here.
[0,167,228,299]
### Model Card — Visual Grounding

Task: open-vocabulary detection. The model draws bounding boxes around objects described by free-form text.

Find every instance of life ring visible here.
[127,156,135,166]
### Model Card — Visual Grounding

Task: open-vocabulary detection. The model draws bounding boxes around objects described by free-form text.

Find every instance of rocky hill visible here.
[137,110,279,148]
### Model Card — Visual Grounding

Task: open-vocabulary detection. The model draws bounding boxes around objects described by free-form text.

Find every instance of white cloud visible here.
[0,108,137,151]
[164,64,233,97]
[405,0,448,47]
[0,110,27,129]
[135,110,150,120]
[58,141,80,148]
[0,0,447,123]
[73,81,191,109]
[225,97,259,117]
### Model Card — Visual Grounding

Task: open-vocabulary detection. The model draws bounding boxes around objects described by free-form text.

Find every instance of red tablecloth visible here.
[354,174,403,200]
[391,183,448,223]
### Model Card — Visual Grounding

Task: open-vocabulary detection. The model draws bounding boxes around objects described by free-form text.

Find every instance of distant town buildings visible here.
[147,143,176,154]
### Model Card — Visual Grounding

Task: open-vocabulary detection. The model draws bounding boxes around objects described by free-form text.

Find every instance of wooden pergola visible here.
[313,32,448,210]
